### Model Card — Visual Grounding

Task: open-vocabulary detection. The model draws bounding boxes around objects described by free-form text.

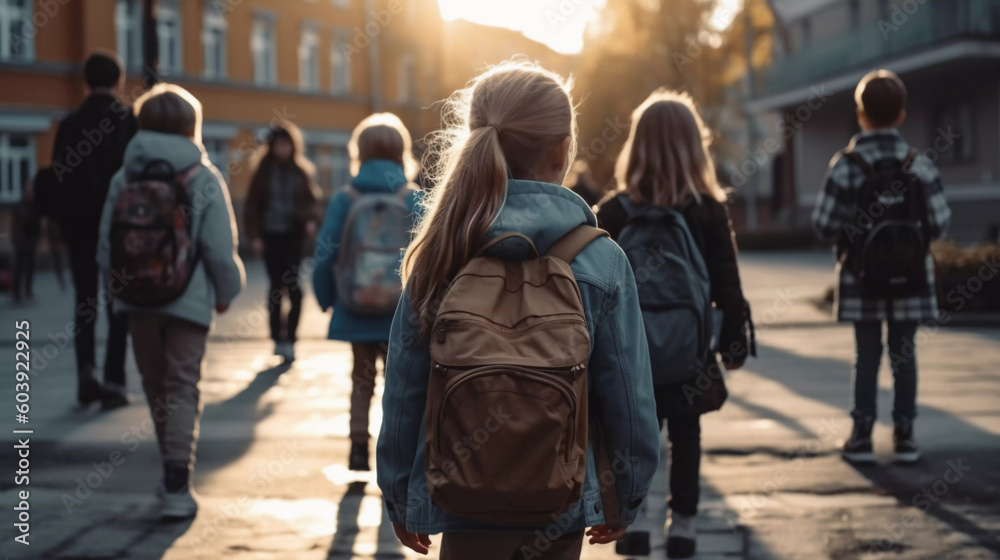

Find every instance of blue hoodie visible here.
[376,179,660,534]
[312,159,421,342]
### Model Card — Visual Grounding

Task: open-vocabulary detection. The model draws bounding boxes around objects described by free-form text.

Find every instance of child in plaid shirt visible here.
[812,69,951,464]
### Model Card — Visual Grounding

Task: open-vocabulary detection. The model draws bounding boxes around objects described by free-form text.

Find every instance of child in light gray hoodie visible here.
[98,84,245,520]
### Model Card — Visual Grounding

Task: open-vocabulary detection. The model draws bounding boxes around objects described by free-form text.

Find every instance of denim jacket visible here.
[376,179,660,534]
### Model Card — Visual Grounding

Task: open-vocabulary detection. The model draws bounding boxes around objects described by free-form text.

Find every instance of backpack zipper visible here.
[434,365,578,462]
[434,316,585,344]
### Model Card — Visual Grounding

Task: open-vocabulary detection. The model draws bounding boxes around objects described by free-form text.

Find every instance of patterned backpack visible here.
[334,186,414,315]
[110,159,201,307]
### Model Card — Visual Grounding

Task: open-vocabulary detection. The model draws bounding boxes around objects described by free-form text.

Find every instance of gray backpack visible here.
[334,186,413,316]
[617,195,715,385]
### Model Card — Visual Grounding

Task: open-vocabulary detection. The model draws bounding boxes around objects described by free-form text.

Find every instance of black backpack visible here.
[841,148,930,298]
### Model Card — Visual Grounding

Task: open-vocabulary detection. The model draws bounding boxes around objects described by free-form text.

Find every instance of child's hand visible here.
[586,524,628,544]
[252,238,264,256]
[392,523,431,555]
[305,221,318,237]
[215,303,229,314]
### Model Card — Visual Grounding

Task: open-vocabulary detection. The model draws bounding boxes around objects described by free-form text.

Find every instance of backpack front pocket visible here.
[426,365,586,524]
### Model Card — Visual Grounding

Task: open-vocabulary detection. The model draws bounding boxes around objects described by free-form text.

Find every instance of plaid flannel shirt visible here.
[811,129,951,323]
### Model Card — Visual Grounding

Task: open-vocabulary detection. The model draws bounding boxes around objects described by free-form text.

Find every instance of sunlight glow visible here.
[437,0,743,53]
[709,0,743,31]
[436,0,606,54]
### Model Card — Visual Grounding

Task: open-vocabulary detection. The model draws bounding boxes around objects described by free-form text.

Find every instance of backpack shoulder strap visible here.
[616,193,637,219]
[546,225,609,264]
[844,150,875,177]
[179,162,202,184]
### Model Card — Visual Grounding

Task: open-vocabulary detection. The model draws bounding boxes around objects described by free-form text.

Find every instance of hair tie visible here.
[487,122,502,135]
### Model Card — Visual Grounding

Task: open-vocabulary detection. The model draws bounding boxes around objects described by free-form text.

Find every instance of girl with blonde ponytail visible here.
[377,61,660,559]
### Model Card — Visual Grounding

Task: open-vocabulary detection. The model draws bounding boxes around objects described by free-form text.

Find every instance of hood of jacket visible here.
[351,159,409,194]
[484,179,597,259]
[123,130,205,177]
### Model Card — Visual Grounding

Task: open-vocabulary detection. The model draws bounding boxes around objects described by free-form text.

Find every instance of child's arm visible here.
[376,293,431,527]
[912,155,952,240]
[199,168,246,309]
[96,170,125,274]
[811,152,857,244]
[586,246,660,528]
[312,192,352,311]
[704,203,751,368]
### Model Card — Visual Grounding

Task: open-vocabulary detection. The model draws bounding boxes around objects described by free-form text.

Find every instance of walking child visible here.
[97,83,245,519]
[597,90,755,558]
[244,123,322,362]
[376,61,660,559]
[811,69,951,464]
[312,113,421,472]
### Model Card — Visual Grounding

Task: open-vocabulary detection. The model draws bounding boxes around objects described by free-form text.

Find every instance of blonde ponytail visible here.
[403,61,576,331]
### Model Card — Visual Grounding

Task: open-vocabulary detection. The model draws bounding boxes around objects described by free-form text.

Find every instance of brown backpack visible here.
[425,225,621,526]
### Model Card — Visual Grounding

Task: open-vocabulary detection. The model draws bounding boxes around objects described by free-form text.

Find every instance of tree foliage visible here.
[575,0,774,188]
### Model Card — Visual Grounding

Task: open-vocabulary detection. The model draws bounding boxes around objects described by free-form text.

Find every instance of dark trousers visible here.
[665,414,701,516]
[350,342,387,445]
[440,529,585,560]
[263,233,304,343]
[852,320,918,423]
[68,234,128,386]
[13,245,36,299]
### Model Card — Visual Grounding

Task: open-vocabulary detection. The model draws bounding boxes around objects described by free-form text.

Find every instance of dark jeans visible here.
[13,245,36,299]
[68,234,128,387]
[350,342,388,445]
[441,529,584,560]
[263,233,304,343]
[852,321,918,423]
[664,414,701,516]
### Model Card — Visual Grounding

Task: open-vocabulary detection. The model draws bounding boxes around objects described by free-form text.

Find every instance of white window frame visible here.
[156,0,183,76]
[298,24,321,92]
[251,15,278,86]
[397,53,416,103]
[202,3,227,79]
[330,28,351,96]
[0,132,35,203]
[0,0,33,61]
[115,0,143,71]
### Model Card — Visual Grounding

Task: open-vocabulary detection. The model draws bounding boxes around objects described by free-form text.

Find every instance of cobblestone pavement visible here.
[1,253,998,559]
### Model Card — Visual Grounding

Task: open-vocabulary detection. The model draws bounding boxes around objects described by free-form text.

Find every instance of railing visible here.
[759,0,1000,96]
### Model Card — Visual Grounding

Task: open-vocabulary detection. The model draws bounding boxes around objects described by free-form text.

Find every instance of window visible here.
[397,53,416,103]
[116,0,143,71]
[331,29,352,95]
[299,25,321,91]
[933,100,975,165]
[156,0,183,76]
[0,132,34,203]
[203,138,230,180]
[0,0,32,61]
[252,16,277,86]
[331,147,350,189]
[203,4,227,79]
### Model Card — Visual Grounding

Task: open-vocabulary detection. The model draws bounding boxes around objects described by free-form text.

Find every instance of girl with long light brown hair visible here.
[376,61,660,559]
[597,90,755,558]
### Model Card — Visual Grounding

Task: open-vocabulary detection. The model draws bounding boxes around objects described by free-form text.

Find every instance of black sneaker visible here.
[77,374,103,407]
[894,420,920,464]
[349,442,370,471]
[101,386,129,411]
[842,417,876,464]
